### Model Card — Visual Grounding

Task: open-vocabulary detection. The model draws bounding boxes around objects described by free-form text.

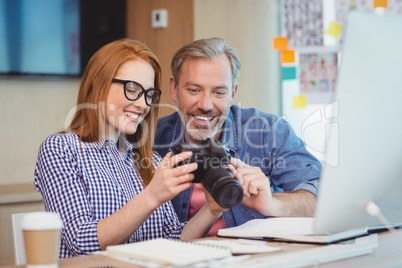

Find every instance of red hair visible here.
[64,38,161,186]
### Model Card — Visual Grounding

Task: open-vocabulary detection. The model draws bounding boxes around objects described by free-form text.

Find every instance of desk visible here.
[2,230,401,268]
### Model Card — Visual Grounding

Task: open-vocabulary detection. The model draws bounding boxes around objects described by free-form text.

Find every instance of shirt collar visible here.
[220,107,237,156]
[88,135,133,155]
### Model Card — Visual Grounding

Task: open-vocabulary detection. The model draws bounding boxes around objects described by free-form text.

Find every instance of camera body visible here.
[172,138,243,208]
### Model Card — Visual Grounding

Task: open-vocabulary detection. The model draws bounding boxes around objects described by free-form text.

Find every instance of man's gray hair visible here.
[171,37,241,89]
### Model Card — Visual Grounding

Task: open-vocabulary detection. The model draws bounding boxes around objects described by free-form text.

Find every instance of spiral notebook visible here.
[106,238,232,266]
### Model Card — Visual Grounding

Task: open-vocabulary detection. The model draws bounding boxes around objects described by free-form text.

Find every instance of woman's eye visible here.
[126,87,140,95]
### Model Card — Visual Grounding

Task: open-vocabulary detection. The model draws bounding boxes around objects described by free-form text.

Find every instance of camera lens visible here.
[203,168,243,208]
[212,178,243,208]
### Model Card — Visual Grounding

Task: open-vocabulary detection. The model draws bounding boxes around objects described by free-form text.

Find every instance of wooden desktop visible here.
[2,229,401,268]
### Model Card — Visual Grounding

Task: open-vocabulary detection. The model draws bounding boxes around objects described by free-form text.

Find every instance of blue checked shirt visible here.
[34,133,185,258]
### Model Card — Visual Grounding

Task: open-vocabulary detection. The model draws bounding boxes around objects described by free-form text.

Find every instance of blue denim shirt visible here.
[154,105,321,228]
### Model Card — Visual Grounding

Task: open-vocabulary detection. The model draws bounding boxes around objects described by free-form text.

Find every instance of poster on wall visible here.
[281,0,324,47]
[299,48,339,104]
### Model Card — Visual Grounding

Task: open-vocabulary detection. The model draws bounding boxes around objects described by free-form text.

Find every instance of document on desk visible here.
[219,234,379,268]
[217,217,371,244]
[106,238,231,267]
[196,239,281,254]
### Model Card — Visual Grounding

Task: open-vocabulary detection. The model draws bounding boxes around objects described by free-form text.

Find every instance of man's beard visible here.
[177,99,227,142]
[184,118,223,141]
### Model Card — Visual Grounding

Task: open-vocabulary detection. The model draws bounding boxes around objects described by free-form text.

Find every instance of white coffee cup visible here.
[21,212,63,268]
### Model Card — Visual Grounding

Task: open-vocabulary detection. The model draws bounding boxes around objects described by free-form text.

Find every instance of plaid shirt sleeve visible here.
[35,134,188,258]
[34,135,101,257]
[152,153,186,240]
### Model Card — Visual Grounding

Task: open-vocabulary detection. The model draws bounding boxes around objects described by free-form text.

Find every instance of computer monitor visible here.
[314,11,402,234]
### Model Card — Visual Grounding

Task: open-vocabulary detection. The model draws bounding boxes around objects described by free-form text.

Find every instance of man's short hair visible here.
[171,37,241,89]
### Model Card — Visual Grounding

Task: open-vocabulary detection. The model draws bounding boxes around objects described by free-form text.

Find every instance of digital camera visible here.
[172,138,243,208]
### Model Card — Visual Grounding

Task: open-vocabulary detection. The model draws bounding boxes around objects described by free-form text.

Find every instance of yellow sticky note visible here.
[326,22,343,39]
[374,0,388,8]
[281,50,295,64]
[293,95,307,108]
[272,37,288,50]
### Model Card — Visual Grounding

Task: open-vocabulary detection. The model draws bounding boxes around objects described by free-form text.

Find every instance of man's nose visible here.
[197,92,213,111]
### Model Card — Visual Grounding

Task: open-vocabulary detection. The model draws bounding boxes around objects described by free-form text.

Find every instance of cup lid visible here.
[21,212,63,230]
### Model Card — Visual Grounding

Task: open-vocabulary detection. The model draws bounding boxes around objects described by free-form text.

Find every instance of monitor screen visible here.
[314,11,402,234]
[0,0,80,77]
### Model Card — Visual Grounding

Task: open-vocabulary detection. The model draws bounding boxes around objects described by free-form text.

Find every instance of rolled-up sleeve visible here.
[34,135,101,257]
[268,118,321,196]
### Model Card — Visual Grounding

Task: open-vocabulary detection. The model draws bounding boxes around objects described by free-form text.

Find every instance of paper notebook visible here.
[106,238,231,266]
[217,217,379,244]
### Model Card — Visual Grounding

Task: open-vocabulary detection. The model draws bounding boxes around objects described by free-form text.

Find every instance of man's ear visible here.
[230,84,238,106]
[169,77,178,103]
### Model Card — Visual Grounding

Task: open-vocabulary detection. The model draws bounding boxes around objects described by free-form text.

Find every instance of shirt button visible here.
[181,202,186,208]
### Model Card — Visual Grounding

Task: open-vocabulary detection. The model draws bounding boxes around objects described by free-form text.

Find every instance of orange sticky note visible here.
[281,50,295,64]
[293,95,307,108]
[374,0,388,8]
[325,22,343,39]
[272,37,288,50]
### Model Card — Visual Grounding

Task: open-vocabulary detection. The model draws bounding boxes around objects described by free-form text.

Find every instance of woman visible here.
[34,39,225,258]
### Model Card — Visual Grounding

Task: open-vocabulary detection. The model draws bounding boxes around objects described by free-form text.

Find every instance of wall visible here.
[0,78,80,185]
[126,0,194,118]
[193,0,281,115]
[0,78,78,265]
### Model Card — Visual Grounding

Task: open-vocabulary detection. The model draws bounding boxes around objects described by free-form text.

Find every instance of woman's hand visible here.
[145,151,197,208]
[194,183,227,216]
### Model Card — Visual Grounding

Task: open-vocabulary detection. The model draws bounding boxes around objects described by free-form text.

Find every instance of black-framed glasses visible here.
[112,78,161,106]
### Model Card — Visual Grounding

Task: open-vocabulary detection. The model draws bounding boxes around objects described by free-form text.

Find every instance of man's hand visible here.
[230,157,317,217]
[229,158,275,216]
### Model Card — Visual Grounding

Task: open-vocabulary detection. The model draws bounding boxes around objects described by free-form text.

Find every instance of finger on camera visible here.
[177,173,195,184]
[169,151,193,167]
[174,162,197,175]
[233,171,244,184]
[230,157,249,168]
[227,164,237,174]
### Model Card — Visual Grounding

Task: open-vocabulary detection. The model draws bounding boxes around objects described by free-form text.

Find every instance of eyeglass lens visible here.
[125,81,160,105]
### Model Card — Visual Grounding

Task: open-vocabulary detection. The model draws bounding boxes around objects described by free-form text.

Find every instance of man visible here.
[154,38,321,235]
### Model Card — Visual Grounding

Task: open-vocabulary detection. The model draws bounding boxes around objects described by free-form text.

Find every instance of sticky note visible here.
[325,22,343,39]
[374,0,388,8]
[293,95,307,108]
[281,50,295,64]
[272,37,288,50]
[282,67,297,80]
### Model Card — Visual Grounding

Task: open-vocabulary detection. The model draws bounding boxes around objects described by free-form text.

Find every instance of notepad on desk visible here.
[106,238,231,267]
[217,217,375,244]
